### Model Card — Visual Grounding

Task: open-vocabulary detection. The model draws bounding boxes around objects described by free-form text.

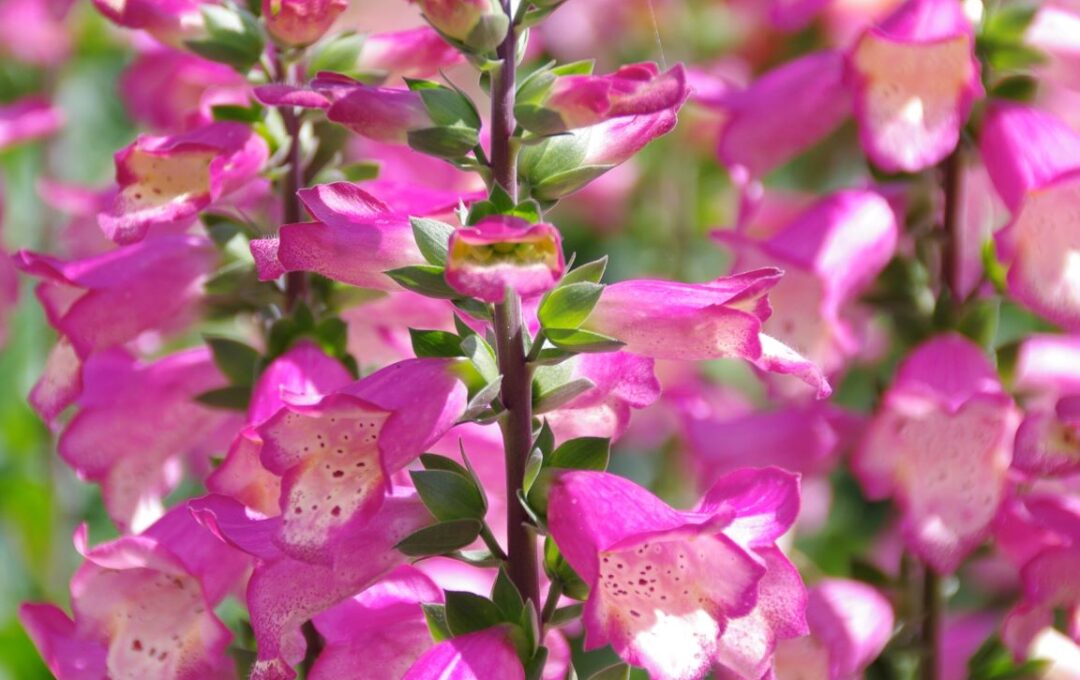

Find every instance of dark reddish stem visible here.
[490,0,539,608]
[274,49,308,311]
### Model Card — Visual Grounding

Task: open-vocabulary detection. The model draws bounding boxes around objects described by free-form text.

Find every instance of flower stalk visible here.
[490,0,540,609]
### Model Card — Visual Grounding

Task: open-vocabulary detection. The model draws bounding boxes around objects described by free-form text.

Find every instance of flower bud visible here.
[445,216,565,303]
[262,0,347,46]
[414,0,508,53]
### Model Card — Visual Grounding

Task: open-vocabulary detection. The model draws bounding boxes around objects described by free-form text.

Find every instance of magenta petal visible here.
[698,467,801,548]
[258,393,393,563]
[402,628,526,680]
[714,547,808,680]
[0,95,63,151]
[544,352,661,441]
[849,0,982,172]
[445,217,566,303]
[19,603,108,679]
[59,348,240,531]
[253,84,331,109]
[1001,171,1080,331]
[320,81,432,144]
[1013,408,1080,477]
[582,273,776,362]
[541,62,689,132]
[980,103,1080,213]
[548,470,688,582]
[805,579,894,679]
[246,493,431,678]
[16,235,215,358]
[99,122,268,244]
[853,335,1019,574]
[717,51,850,179]
[358,27,465,80]
[310,566,443,680]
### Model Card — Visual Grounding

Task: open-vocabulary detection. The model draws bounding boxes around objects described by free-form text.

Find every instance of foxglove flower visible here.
[402,628,526,680]
[849,0,982,172]
[251,182,427,290]
[519,108,684,200]
[357,27,464,81]
[0,95,63,150]
[1026,5,1080,93]
[445,216,565,303]
[208,341,353,516]
[578,269,831,396]
[980,103,1080,331]
[1002,546,1080,661]
[547,468,807,680]
[768,0,830,31]
[263,0,346,46]
[119,45,248,132]
[20,505,249,680]
[0,0,72,66]
[716,51,850,181]
[853,334,1020,574]
[516,62,688,135]
[1012,335,1080,477]
[715,189,898,376]
[344,291,458,367]
[773,579,894,679]
[191,491,431,680]
[316,76,434,144]
[411,0,508,53]
[309,566,443,680]
[91,0,204,47]
[255,357,467,561]
[99,122,269,244]
[541,352,662,441]
[59,347,241,531]
[15,234,216,422]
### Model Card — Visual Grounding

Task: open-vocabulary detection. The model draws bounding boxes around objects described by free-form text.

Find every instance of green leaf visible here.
[420,453,471,477]
[560,256,607,285]
[410,328,465,358]
[545,328,624,353]
[409,470,486,521]
[548,604,584,626]
[538,282,603,330]
[204,336,261,386]
[532,347,576,365]
[990,75,1038,102]
[410,217,457,266]
[544,537,589,600]
[530,164,613,201]
[422,604,452,642]
[396,519,482,556]
[524,647,550,680]
[534,377,595,414]
[408,79,482,129]
[459,377,503,422]
[385,265,459,299]
[407,126,480,160]
[461,334,499,383]
[211,103,264,123]
[316,317,348,356]
[194,386,252,411]
[522,447,544,494]
[589,664,631,680]
[492,567,525,619]
[341,161,380,182]
[533,420,555,457]
[956,298,1000,350]
[549,437,610,471]
[307,32,364,78]
[444,591,506,636]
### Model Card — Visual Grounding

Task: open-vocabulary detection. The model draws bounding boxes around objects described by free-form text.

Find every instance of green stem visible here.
[540,579,563,625]
[489,1,540,611]
[479,522,510,562]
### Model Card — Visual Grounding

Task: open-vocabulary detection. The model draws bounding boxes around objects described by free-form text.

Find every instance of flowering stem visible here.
[490,0,540,611]
[940,148,964,303]
[920,567,941,680]
[282,104,308,311]
[540,579,563,626]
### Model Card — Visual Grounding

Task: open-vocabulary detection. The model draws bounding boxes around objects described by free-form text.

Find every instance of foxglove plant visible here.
[10,0,1080,678]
